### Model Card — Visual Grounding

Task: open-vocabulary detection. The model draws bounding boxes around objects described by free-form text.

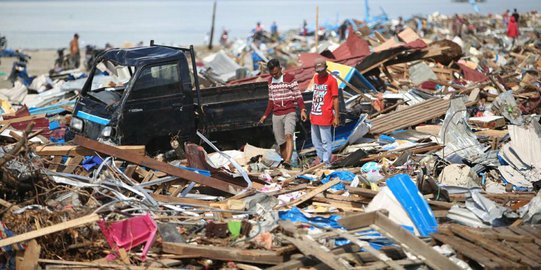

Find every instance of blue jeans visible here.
[311,124,333,165]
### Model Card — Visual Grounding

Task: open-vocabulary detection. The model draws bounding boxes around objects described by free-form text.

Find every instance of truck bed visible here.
[199,82,313,133]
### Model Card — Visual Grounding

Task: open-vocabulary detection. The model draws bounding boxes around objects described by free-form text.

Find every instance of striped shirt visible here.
[263,73,305,117]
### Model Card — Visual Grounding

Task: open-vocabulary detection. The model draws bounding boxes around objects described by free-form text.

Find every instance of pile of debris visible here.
[0,11,541,270]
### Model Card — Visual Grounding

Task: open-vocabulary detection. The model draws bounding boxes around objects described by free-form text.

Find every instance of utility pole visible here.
[208,0,217,50]
[315,5,319,50]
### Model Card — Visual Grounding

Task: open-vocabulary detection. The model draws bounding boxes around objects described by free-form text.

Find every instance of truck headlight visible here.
[101,126,112,137]
[70,117,83,131]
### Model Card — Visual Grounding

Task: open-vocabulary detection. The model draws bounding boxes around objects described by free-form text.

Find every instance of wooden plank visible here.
[18,239,40,270]
[371,212,461,270]
[267,245,406,270]
[124,165,137,179]
[0,114,46,125]
[151,194,211,207]
[311,200,365,212]
[324,193,371,203]
[431,233,515,269]
[35,145,146,157]
[338,231,404,270]
[73,135,243,194]
[285,179,341,207]
[62,155,84,174]
[162,242,284,265]
[449,192,536,202]
[345,187,378,198]
[353,259,422,270]
[0,124,11,134]
[397,27,421,43]
[468,116,506,129]
[38,259,179,270]
[0,213,99,248]
[339,211,377,230]
[510,226,541,247]
[505,241,541,263]
[449,225,540,268]
[475,129,509,139]
[285,235,351,270]
[426,199,454,210]
[520,243,541,260]
[48,156,63,172]
[0,198,20,211]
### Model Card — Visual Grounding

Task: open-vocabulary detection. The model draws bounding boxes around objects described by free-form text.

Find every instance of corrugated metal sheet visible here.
[369,98,450,135]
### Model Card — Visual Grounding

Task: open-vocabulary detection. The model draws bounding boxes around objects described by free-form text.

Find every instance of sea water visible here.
[0,0,539,49]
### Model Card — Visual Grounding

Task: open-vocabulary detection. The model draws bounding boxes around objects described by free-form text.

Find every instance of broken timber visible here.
[0,213,100,248]
[35,145,146,157]
[73,135,244,194]
[339,211,461,270]
[162,242,284,265]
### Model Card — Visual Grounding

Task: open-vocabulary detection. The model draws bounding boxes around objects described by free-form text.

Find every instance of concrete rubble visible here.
[0,11,540,270]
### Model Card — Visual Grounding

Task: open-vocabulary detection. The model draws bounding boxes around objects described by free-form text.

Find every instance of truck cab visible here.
[68,43,199,152]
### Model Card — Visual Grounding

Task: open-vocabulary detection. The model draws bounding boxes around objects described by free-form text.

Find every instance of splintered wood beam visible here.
[38,259,180,270]
[0,114,46,125]
[0,213,99,248]
[162,242,284,265]
[284,179,341,208]
[35,145,146,157]
[338,231,405,270]
[338,211,461,270]
[62,155,84,174]
[285,235,351,270]
[73,135,243,194]
[372,212,461,270]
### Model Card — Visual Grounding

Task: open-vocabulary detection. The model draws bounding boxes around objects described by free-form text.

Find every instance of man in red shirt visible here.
[310,58,340,167]
[259,59,307,168]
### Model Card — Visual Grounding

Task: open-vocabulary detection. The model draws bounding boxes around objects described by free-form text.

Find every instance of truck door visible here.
[118,62,192,147]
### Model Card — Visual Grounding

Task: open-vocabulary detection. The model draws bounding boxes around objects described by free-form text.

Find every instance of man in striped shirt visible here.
[259,59,307,168]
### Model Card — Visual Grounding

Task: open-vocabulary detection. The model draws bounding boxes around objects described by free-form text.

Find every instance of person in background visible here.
[259,59,307,169]
[338,21,348,41]
[507,16,519,48]
[270,21,278,41]
[255,22,263,33]
[220,28,229,47]
[69,33,80,68]
[395,16,405,35]
[254,22,264,41]
[502,9,510,27]
[512,8,520,24]
[310,58,340,167]
[302,20,308,36]
[452,14,464,37]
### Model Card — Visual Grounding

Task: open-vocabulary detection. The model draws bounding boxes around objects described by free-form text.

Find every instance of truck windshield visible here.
[89,60,134,92]
[84,60,134,106]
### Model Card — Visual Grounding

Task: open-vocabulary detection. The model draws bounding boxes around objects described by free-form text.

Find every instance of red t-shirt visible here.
[310,73,338,126]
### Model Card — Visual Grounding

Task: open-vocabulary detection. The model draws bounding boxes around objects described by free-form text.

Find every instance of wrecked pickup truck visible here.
[68,42,314,153]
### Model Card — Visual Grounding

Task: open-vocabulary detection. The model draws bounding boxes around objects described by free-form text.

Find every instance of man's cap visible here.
[314,58,327,72]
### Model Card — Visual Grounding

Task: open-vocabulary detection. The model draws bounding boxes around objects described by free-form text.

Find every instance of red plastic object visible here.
[98,214,157,261]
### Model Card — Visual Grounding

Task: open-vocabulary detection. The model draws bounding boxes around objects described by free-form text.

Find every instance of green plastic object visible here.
[227,220,242,239]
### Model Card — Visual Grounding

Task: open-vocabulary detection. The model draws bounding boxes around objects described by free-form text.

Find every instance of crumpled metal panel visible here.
[439,98,484,162]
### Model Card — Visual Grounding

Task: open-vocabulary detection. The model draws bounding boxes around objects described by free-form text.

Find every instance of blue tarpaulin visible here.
[321,171,356,191]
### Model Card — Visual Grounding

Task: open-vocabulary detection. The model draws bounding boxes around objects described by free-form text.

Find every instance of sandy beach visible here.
[0,45,217,90]
[0,49,57,89]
